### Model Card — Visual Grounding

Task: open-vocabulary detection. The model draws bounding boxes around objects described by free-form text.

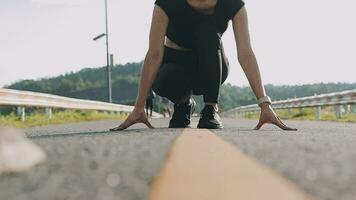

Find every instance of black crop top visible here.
[154,0,245,49]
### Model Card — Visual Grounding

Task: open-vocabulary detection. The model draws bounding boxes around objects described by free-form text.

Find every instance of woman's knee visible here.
[152,63,194,103]
[152,64,175,96]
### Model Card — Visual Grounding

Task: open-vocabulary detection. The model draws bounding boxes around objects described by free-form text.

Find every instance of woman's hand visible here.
[254,103,297,131]
[110,107,154,131]
[109,5,168,132]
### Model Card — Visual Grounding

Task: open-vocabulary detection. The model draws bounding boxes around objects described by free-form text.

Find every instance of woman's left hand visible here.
[254,103,297,131]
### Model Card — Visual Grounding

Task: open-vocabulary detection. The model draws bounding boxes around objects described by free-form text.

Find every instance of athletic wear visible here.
[154,0,245,49]
[169,97,197,128]
[197,105,223,129]
[152,0,245,124]
[152,40,229,104]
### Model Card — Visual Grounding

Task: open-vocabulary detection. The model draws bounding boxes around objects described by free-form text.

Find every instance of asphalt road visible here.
[0,117,355,200]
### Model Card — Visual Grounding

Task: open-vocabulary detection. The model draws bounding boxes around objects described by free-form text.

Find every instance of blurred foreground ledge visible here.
[0,127,46,175]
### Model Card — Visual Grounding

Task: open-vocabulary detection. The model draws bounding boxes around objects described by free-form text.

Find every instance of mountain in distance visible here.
[6,62,356,112]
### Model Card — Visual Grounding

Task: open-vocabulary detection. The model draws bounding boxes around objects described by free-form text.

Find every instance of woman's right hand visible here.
[109,107,154,131]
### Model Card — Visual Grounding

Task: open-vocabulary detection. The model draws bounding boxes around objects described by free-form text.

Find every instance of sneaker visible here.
[169,98,196,128]
[197,105,223,129]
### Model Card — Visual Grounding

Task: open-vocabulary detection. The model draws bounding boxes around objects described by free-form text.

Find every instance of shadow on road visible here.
[27,127,175,139]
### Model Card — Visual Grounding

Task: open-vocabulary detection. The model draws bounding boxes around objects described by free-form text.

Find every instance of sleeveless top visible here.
[154,0,245,49]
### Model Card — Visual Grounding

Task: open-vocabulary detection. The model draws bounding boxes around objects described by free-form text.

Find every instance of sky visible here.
[0,0,355,87]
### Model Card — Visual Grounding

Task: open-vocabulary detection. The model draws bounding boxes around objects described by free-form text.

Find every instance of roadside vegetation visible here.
[5,61,356,113]
[2,61,355,127]
[0,110,127,128]
[244,106,356,123]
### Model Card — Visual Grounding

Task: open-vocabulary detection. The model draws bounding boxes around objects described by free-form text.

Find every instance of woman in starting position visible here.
[111,0,297,131]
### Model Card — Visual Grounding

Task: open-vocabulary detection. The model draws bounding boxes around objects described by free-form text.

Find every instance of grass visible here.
[0,110,128,128]
[243,106,356,123]
[2,106,354,128]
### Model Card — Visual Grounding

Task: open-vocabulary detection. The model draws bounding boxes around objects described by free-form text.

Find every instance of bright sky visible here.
[0,0,355,87]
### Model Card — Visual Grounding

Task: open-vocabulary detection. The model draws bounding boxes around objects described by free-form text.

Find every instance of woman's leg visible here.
[193,22,229,105]
[152,61,197,128]
[152,46,199,103]
[151,45,199,128]
[152,62,194,104]
[193,22,230,129]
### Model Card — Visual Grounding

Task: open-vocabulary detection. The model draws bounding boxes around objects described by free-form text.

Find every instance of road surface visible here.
[0,117,355,200]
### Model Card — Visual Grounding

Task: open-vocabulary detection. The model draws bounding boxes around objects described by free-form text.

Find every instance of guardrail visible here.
[0,88,162,121]
[222,89,356,119]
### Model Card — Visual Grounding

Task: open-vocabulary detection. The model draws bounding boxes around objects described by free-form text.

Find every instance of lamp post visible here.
[93,0,112,103]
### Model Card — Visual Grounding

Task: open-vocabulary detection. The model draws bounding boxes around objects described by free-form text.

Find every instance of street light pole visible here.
[105,0,112,103]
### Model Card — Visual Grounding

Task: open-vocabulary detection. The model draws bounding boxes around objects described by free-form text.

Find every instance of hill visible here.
[6,62,356,112]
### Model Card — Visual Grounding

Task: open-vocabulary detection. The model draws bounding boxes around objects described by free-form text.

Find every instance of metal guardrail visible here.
[0,88,162,121]
[223,89,356,119]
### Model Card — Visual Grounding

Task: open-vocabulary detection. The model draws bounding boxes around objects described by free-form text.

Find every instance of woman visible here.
[145,89,156,118]
[110,0,297,131]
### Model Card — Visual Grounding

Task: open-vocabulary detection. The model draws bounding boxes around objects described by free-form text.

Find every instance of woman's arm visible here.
[232,7,297,131]
[232,7,268,108]
[135,5,168,109]
[110,5,168,131]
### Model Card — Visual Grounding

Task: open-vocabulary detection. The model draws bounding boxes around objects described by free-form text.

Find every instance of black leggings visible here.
[152,22,229,104]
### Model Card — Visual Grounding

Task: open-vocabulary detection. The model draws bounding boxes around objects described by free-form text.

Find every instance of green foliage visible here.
[5,61,356,112]
[0,110,127,128]
[292,110,310,118]
[244,107,356,122]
